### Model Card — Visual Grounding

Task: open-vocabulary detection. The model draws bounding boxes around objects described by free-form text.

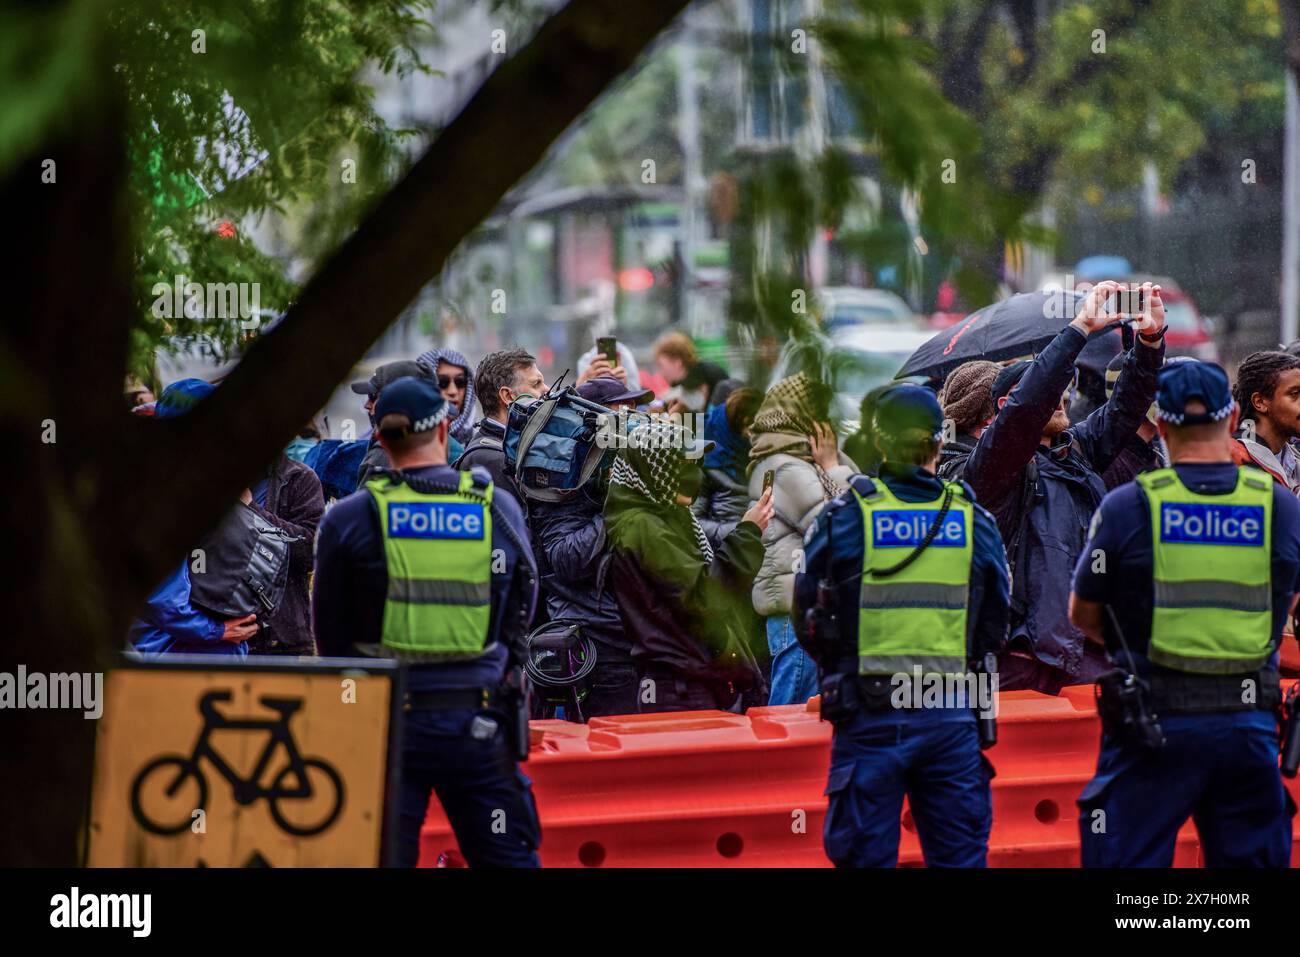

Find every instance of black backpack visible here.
[189,503,296,622]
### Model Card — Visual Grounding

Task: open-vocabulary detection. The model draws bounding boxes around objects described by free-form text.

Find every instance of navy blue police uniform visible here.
[314,377,541,867]
[794,385,1012,867]
[1072,360,1300,867]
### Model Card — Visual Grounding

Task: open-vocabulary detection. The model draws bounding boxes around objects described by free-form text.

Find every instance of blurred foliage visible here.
[1,0,435,377]
[559,43,737,189]
[903,0,1283,243]
[537,0,1284,343]
[3,0,1286,380]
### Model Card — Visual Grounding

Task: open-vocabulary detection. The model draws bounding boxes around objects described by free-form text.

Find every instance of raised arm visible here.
[966,281,1128,506]
[1071,284,1166,475]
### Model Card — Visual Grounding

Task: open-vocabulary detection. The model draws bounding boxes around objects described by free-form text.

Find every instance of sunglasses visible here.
[438,375,468,390]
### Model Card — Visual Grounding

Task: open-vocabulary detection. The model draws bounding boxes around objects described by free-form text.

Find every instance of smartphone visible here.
[1111,286,1145,318]
[763,470,775,494]
[596,336,619,366]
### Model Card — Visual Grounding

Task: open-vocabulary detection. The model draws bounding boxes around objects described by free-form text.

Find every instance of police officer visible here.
[313,376,541,867]
[1070,359,1300,867]
[794,384,1011,867]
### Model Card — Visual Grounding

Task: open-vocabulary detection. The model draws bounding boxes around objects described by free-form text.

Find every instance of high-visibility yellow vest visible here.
[1138,466,1273,674]
[854,478,973,676]
[366,471,493,658]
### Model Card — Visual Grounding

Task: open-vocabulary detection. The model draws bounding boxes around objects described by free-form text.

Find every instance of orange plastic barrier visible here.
[1282,633,1299,676]
[419,687,1297,867]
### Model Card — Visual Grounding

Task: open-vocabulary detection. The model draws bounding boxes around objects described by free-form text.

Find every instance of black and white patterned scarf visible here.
[609,421,715,563]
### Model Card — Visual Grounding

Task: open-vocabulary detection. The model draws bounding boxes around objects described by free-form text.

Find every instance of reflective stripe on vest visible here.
[367,471,493,658]
[1138,465,1273,674]
[855,478,973,676]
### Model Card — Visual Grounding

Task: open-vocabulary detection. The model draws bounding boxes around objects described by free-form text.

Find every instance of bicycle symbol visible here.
[130,690,345,837]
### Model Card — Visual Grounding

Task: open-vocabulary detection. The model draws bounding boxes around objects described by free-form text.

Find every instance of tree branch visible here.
[130,0,692,600]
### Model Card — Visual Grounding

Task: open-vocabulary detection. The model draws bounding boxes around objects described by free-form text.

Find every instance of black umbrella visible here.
[897,290,1102,381]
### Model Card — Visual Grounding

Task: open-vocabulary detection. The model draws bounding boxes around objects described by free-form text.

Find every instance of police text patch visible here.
[1159,503,1263,547]
[872,510,966,548]
[388,502,485,540]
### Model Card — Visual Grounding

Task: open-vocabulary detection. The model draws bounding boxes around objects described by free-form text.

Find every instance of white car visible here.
[816,287,921,333]
[769,325,934,434]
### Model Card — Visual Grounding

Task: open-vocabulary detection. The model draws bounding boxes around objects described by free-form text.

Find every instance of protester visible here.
[1100,350,1168,488]
[305,438,369,504]
[749,372,858,706]
[842,387,889,475]
[528,375,654,718]
[936,359,1000,482]
[129,379,258,656]
[693,387,762,550]
[1230,350,1300,491]
[456,348,547,505]
[284,416,325,463]
[125,377,155,410]
[707,377,746,410]
[653,331,729,412]
[605,421,772,712]
[964,280,1166,694]
[417,347,476,446]
[352,360,437,487]
[576,337,641,390]
[245,452,325,656]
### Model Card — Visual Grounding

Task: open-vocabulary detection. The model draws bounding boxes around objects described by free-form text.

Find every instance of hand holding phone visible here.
[1110,285,1144,319]
[597,337,618,366]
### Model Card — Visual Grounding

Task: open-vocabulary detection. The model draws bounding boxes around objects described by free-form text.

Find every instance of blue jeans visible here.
[824,714,992,867]
[1078,709,1292,867]
[397,707,541,868]
[766,614,819,706]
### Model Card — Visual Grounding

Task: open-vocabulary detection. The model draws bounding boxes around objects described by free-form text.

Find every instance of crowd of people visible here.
[123,280,1300,866]
[125,293,1300,715]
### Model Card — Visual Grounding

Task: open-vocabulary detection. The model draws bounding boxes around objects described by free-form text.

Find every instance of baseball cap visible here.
[373,376,448,434]
[350,360,431,396]
[576,375,654,407]
[991,360,1033,403]
[874,383,944,440]
[1155,359,1234,426]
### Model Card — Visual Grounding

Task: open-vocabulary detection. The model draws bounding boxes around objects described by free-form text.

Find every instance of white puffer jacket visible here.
[748,452,857,617]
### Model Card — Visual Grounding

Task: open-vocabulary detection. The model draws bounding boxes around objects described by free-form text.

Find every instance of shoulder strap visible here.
[1136,466,1177,493]
[1239,464,1272,492]
[848,474,883,501]
[1005,456,1039,579]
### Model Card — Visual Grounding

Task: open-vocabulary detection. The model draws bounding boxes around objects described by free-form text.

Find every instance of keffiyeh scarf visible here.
[417,347,475,445]
[749,372,840,498]
[608,421,714,563]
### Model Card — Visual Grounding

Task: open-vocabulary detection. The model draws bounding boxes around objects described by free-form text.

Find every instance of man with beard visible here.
[964,281,1166,693]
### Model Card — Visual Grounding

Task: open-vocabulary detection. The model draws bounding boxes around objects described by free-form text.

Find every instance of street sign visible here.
[87,655,401,867]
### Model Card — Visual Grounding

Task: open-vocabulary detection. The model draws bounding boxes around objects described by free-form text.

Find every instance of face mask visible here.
[677,463,703,504]
[285,436,318,463]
